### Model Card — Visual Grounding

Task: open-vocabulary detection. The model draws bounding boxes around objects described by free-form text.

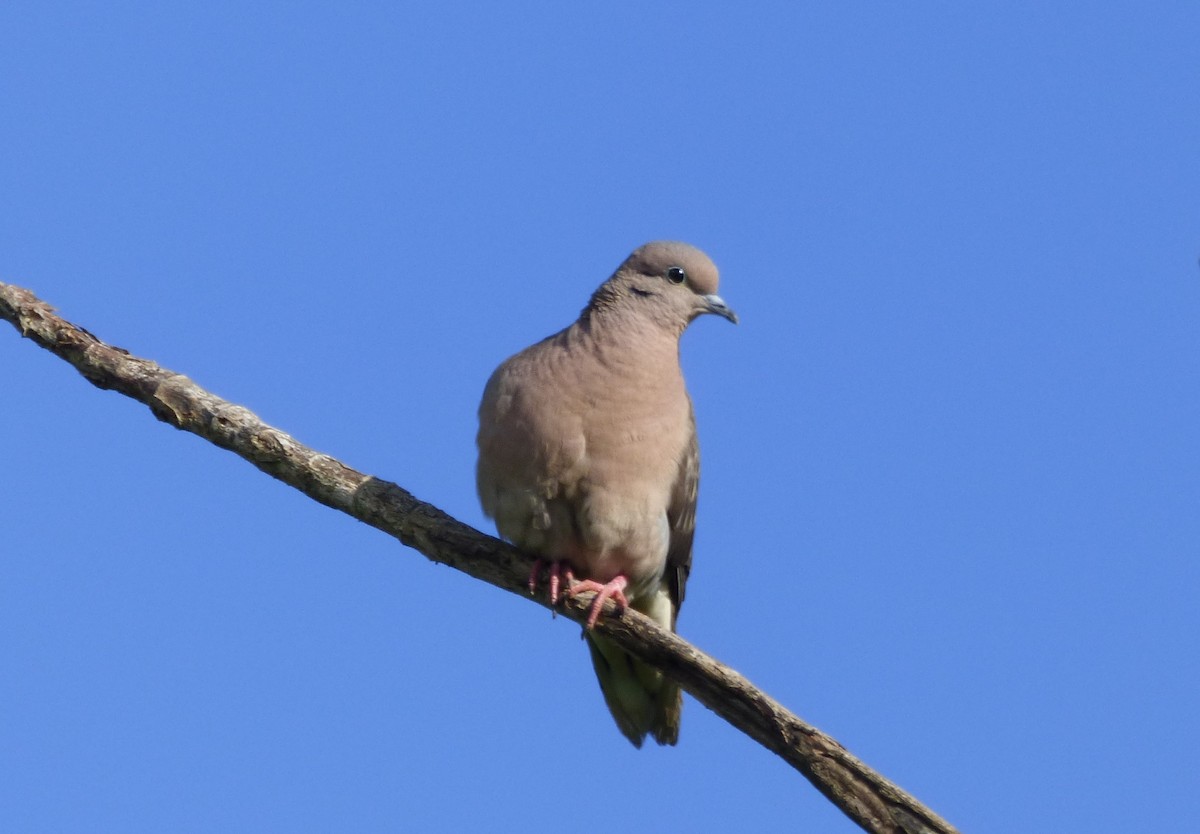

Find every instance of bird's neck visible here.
[569,310,683,376]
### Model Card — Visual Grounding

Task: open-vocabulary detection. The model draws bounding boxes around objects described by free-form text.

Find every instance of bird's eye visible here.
[666,266,687,284]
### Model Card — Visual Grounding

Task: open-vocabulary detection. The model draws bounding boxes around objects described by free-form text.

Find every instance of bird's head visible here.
[585,241,738,332]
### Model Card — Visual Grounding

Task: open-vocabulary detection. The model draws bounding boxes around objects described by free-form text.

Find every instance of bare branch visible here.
[1,281,958,834]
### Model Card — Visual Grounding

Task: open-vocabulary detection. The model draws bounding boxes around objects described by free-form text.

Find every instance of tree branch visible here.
[1,281,958,834]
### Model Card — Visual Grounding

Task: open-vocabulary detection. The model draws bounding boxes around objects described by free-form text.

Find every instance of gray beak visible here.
[703,294,739,324]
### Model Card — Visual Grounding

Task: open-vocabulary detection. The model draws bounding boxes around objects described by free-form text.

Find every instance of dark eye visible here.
[666,266,687,284]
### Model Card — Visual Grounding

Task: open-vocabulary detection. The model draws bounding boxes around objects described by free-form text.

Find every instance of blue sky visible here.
[3,4,1198,832]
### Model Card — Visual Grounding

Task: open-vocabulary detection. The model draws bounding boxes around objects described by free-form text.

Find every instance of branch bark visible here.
[1,281,958,834]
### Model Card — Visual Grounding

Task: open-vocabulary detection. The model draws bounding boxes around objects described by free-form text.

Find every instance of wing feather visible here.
[665,403,699,619]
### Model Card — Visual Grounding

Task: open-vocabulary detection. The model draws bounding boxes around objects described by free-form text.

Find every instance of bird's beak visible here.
[702,294,739,324]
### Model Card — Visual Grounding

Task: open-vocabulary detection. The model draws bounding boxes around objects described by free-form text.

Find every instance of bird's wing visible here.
[665,402,699,620]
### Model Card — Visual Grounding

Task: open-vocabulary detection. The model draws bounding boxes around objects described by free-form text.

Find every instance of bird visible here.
[475,240,736,747]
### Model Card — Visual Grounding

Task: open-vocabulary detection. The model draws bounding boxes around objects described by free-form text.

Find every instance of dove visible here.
[476,240,736,746]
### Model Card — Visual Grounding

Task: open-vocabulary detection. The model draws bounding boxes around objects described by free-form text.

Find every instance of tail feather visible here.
[585,632,681,747]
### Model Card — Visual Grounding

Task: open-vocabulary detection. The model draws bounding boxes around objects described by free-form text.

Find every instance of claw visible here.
[547,561,564,605]
[529,560,573,606]
[527,559,544,596]
[566,575,629,629]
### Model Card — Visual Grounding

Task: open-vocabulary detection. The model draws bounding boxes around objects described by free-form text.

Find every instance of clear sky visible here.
[2,4,1198,832]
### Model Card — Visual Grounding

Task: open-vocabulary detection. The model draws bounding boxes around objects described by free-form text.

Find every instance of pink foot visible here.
[566,575,629,629]
[528,560,571,605]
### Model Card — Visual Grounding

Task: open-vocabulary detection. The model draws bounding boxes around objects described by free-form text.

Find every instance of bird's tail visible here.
[585,632,681,747]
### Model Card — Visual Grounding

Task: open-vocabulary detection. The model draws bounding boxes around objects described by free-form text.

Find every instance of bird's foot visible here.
[566,575,629,629]
[528,559,572,605]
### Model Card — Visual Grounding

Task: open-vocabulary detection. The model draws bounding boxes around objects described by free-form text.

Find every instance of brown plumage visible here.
[476,241,736,746]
